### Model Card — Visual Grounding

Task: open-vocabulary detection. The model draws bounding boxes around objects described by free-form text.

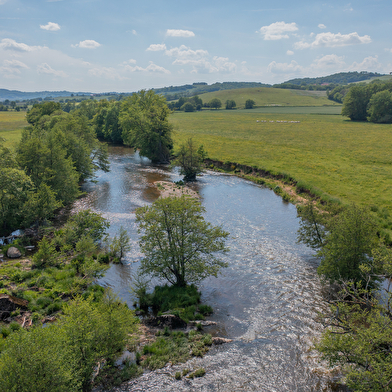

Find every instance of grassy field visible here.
[198,87,340,109]
[170,109,392,214]
[0,111,28,148]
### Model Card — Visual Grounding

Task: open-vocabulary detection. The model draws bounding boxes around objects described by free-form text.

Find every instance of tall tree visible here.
[120,90,173,163]
[136,196,229,287]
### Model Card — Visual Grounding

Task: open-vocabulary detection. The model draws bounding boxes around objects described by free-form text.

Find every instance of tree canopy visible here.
[136,196,229,287]
[119,90,173,163]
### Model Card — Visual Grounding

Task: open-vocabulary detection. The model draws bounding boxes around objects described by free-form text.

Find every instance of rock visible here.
[6,246,21,258]
[144,314,187,329]
[212,337,233,345]
[115,350,136,368]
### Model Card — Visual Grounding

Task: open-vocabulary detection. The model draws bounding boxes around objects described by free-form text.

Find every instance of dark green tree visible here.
[136,196,229,287]
[172,138,207,181]
[209,98,222,109]
[245,99,256,109]
[341,85,372,121]
[367,90,392,123]
[120,90,173,163]
[225,99,236,110]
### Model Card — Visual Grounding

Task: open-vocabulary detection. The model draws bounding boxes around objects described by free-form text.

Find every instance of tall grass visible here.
[0,111,28,148]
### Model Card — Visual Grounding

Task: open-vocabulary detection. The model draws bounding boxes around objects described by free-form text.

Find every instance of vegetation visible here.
[136,196,229,287]
[172,138,207,181]
[245,99,256,109]
[225,99,236,110]
[119,90,173,163]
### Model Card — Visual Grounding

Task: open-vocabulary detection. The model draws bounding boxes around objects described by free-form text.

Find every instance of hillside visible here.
[198,87,340,108]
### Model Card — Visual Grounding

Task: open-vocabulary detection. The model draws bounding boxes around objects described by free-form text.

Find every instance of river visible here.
[74,146,340,391]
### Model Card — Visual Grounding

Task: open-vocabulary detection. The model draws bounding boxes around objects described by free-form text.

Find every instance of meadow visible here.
[0,111,28,148]
[198,87,340,109]
[170,109,392,215]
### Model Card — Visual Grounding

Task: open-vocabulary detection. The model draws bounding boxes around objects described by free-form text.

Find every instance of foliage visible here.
[0,292,138,392]
[32,236,57,268]
[136,196,229,287]
[208,98,222,109]
[317,204,380,284]
[120,90,173,163]
[107,226,131,262]
[367,89,392,123]
[225,99,236,110]
[245,99,256,109]
[172,138,207,181]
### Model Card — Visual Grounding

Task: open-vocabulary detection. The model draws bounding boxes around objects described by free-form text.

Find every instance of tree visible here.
[367,90,392,123]
[172,138,207,181]
[317,204,380,285]
[136,196,229,287]
[119,90,173,163]
[225,99,236,110]
[181,102,195,112]
[208,98,222,110]
[108,226,131,262]
[245,99,256,109]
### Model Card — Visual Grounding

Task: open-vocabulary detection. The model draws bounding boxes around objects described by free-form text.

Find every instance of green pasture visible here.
[0,111,28,148]
[198,87,340,109]
[170,109,392,213]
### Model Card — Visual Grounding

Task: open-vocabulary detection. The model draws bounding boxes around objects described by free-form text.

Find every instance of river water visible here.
[74,146,340,391]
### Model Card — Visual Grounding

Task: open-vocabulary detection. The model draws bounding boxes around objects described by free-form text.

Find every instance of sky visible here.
[0,0,391,93]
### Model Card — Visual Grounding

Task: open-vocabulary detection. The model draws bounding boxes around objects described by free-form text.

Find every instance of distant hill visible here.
[153,82,271,100]
[279,71,387,87]
[0,89,92,102]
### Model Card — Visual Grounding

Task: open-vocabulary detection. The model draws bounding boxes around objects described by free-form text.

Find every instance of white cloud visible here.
[385,48,392,53]
[294,32,371,49]
[312,54,345,69]
[318,24,326,29]
[73,40,101,49]
[268,60,303,74]
[287,50,294,55]
[132,30,137,35]
[165,45,208,60]
[344,3,354,12]
[349,55,383,72]
[88,67,124,80]
[3,59,29,69]
[259,22,298,40]
[37,63,67,77]
[123,61,170,74]
[146,43,167,51]
[40,22,60,31]
[0,59,29,76]
[0,38,42,52]
[166,29,195,38]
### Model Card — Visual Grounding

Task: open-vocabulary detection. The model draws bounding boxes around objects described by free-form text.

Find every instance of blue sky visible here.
[0,0,391,92]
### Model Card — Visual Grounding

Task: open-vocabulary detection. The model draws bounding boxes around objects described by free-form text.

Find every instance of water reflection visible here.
[74,146,338,391]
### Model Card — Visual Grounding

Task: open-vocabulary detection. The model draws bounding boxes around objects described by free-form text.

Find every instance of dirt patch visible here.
[155,181,199,199]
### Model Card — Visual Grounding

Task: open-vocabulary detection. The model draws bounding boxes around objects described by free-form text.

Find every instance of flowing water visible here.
[74,146,340,391]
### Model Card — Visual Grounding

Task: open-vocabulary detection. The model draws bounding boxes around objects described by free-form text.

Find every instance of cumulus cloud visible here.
[294,32,371,49]
[146,43,167,51]
[165,45,208,60]
[40,22,60,31]
[73,40,101,49]
[37,63,67,77]
[259,22,298,40]
[312,54,345,69]
[318,24,326,29]
[287,50,294,55]
[0,38,42,52]
[349,55,383,72]
[166,29,195,38]
[132,30,137,35]
[123,61,170,74]
[0,59,29,76]
[268,60,303,74]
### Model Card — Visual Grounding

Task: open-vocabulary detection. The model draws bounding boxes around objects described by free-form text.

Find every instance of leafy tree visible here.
[181,102,195,112]
[245,99,256,109]
[317,204,380,285]
[341,85,372,121]
[108,226,131,262]
[225,99,236,110]
[136,196,229,287]
[172,138,207,181]
[32,236,57,268]
[367,90,392,123]
[0,324,77,392]
[120,90,173,163]
[26,102,61,125]
[208,98,222,109]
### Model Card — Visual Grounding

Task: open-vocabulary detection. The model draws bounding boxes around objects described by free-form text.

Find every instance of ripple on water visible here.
[75,147,340,391]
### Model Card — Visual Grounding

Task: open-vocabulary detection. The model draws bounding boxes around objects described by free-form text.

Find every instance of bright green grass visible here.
[170,110,392,212]
[197,87,340,109]
[0,111,28,148]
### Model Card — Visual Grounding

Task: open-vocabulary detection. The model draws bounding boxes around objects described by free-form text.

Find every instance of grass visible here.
[170,110,392,215]
[0,111,28,148]
[197,87,340,109]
